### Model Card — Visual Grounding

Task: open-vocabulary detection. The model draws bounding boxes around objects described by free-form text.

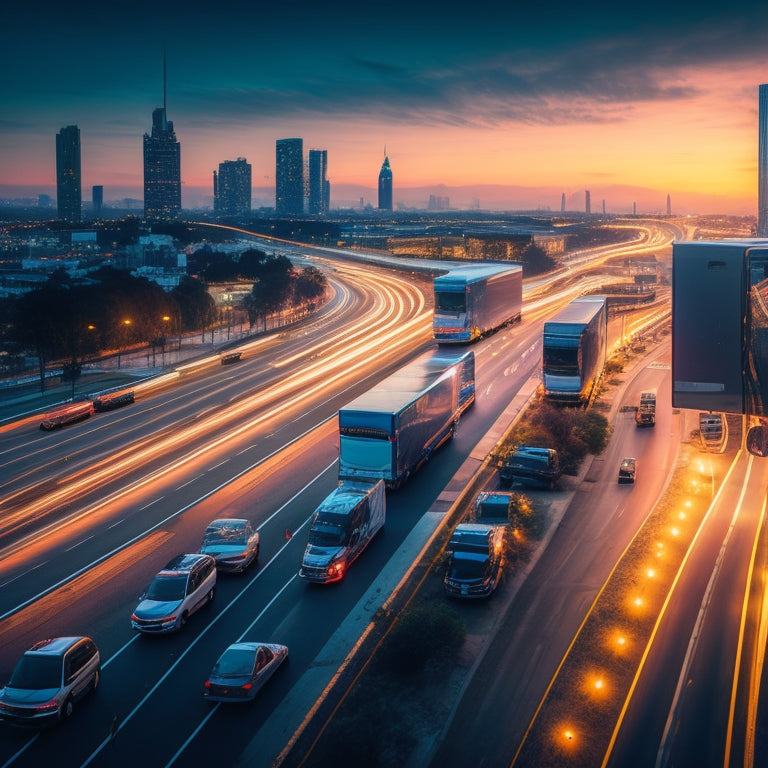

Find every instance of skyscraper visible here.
[276,138,304,215]
[92,185,103,218]
[56,125,81,223]
[759,84,768,236]
[309,149,329,214]
[214,158,251,217]
[143,57,181,221]
[378,153,393,211]
[666,193,672,216]
[585,189,591,214]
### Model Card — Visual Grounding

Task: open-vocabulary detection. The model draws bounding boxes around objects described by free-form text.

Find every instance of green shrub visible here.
[377,602,466,678]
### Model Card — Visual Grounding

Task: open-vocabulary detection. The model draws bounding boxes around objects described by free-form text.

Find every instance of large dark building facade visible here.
[276,138,304,215]
[56,125,81,222]
[378,154,393,211]
[143,106,181,221]
[308,149,329,214]
[214,158,251,217]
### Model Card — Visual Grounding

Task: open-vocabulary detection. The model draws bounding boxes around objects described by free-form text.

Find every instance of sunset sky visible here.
[2,0,767,214]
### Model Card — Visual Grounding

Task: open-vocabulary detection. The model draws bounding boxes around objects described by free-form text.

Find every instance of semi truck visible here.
[635,389,657,427]
[299,480,385,583]
[433,264,522,343]
[338,349,475,488]
[542,295,607,404]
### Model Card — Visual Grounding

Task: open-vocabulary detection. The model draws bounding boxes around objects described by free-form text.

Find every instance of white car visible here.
[199,518,260,573]
[131,554,216,633]
[0,637,100,727]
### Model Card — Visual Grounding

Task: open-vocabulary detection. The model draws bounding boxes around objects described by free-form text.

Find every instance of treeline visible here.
[0,249,327,388]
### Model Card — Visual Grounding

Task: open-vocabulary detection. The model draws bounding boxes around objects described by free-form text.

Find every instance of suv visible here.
[0,636,100,727]
[618,457,637,484]
[444,523,505,599]
[131,554,216,634]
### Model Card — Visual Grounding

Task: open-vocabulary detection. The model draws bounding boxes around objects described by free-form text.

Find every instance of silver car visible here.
[204,642,288,702]
[131,553,216,633]
[199,518,260,573]
[0,636,100,727]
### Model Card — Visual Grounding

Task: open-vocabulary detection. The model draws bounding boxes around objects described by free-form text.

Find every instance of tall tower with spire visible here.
[143,52,181,221]
[378,150,393,211]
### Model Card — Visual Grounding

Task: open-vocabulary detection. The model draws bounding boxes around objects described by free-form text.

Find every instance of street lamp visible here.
[161,315,170,367]
[117,319,131,369]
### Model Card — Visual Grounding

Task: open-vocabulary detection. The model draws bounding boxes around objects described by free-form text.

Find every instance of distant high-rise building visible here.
[92,185,103,217]
[602,199,606,215]
[561,193,566,213]
[143,55,181,221]
[585,190,591,215]
[214,158,251,217]
[378,153,393,211]
[428,194,449,211]
[633,201,637,215]
[309,149,329,214]
[56,125,81,223]
[666,194,672,216]
[276,138,304,215]
[759,85,768,236]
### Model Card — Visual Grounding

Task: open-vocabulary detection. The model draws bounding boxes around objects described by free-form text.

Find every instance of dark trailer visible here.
[433,264,522,343]
[542,295,607,404]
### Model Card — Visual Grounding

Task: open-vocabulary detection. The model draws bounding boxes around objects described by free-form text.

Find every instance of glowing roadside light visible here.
[671,527,680,537]
[564,729,575,741]
[616,635,626,647]
[634,597,643,607]
[685,500,692,508]
[646,568,656,579]
[678,511,686,520]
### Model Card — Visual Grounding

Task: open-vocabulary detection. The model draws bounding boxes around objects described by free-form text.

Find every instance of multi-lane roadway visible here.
[0,220,718,768]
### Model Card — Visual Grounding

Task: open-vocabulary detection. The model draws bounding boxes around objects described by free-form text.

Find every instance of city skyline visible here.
[2,1,768,214]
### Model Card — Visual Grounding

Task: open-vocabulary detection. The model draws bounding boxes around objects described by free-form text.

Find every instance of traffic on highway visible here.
[4,220,760,768]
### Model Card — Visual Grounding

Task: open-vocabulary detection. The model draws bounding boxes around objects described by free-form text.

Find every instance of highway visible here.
[0,221,688,768]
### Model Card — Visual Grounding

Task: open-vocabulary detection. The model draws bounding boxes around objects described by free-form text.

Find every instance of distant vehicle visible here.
[204,642,288,703]
[433,264,522,343]
[444,523,505,599]
[131,553,216,633]
[618,457,637,484]
[338,349,475,488]
[92,390,135,412]
[699,412,727,453]
[0,636,100,727]
[39,401,94,431]
[199,518,260,573]
[299,480,385,583]
[499,446,561,490]
[220,352,242,365]
[635,389,657,427]
[542,295,607,404]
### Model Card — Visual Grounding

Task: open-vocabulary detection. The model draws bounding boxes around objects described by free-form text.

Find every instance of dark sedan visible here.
[203,642,288,702]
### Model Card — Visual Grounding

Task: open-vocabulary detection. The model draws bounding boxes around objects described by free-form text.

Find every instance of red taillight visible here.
[204,681,211,689]
[242,683,252,690]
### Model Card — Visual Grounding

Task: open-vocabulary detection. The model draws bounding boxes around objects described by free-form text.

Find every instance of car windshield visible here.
[449,557,488,580]
[308,523,345,547]
[203,527,247,547]
[9,654,62,689]
[212,647,258,678]
[145,573,187,601]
